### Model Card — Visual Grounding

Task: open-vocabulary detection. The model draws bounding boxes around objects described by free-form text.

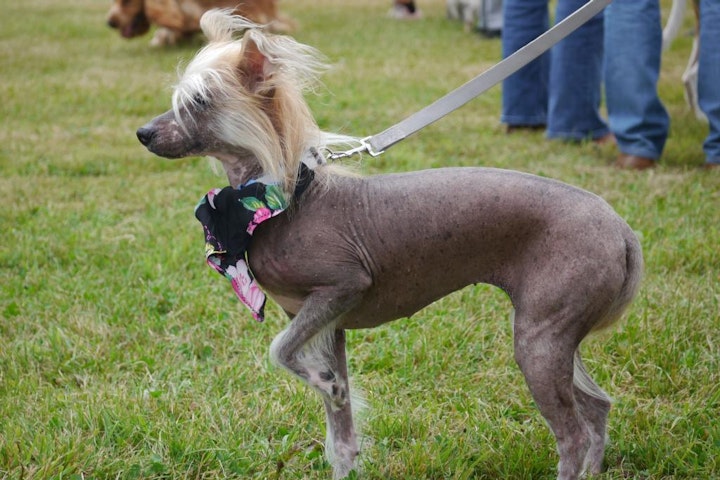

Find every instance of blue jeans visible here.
[699,0,720,164]
[604,0,670,160]
[501,0,608,141]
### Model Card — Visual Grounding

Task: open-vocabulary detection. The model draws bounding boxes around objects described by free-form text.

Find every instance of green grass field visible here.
[1,0,718,478]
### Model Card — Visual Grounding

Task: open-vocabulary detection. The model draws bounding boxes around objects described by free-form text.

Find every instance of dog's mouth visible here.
[156,143,204,159]
[145,140,204,159]
[121,12,150,38]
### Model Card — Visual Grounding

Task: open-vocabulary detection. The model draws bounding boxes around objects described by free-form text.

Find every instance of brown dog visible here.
[106,0,294,46]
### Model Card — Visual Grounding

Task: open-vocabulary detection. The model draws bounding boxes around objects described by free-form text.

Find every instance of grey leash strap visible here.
[328,0,611,160]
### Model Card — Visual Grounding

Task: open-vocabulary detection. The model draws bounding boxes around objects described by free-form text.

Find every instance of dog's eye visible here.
[193,93,211,108]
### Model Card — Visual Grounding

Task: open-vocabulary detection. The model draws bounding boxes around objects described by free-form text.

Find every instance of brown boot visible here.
[615,154,656,170]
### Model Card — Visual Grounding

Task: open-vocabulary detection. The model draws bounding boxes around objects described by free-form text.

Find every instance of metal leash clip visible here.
[324,137,384,162]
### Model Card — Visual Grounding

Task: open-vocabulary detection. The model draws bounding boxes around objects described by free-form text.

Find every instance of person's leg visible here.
[698,0,720,166]
[604,0,669,161]
[547,0,608,141]
[501,0,549,127]
[479,0,504,34]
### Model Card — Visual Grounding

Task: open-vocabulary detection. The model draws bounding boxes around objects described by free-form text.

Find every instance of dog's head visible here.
[107,0,151,39]
[137,10,329,191]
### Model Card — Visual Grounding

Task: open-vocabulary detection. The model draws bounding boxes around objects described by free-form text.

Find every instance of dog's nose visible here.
[107,18,119,29]
[136,126,155,146]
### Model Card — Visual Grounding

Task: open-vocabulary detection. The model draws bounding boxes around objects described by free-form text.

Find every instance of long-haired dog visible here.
[138,10,643,480]
[106,0,294,47]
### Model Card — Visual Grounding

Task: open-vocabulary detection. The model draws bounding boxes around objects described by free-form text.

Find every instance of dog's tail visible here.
[573,350,612,402]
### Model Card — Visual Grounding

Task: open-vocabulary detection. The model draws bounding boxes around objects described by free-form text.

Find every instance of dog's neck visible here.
[215,153,265,188]
[215,149,323,189]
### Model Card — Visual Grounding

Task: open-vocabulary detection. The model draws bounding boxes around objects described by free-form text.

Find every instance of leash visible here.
[326,0,611,161]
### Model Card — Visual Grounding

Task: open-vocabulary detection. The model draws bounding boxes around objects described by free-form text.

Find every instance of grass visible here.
[1,0,718,478]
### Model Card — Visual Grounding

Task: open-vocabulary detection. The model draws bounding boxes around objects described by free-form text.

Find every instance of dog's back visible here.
[146,0,294,33]
[107,0,295,46]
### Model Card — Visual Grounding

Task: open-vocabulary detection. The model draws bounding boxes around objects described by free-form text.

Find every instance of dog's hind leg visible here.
[513,313,592,480]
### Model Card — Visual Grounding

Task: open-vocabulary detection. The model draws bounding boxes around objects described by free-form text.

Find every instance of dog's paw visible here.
[150,28,181,47]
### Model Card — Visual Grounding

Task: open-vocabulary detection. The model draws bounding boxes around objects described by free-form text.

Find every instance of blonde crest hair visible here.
[172,9,360,197]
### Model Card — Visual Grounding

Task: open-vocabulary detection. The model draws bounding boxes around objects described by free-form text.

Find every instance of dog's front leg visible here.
[149,27,182,47]
[269,286,366,478]
[323,329,360,479]
[274,323,360,477]
[269,285,363,409]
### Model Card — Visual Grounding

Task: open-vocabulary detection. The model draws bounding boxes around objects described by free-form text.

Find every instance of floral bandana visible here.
[194,164,314,322]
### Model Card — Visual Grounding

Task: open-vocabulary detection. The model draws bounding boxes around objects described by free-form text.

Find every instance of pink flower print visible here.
[243,283,266,315]
[253,207,272,224]
[227,259,266,319]
[227,261,251,291]
[247,207,273,234]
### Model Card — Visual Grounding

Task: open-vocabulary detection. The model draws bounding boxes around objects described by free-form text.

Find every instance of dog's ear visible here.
[239,37,275,93]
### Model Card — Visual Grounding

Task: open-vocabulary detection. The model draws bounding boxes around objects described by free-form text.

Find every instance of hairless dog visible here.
[137,11,643,479]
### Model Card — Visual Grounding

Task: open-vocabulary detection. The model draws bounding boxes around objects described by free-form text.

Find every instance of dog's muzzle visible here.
[136,126,156,147]
[136,114,204,159]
